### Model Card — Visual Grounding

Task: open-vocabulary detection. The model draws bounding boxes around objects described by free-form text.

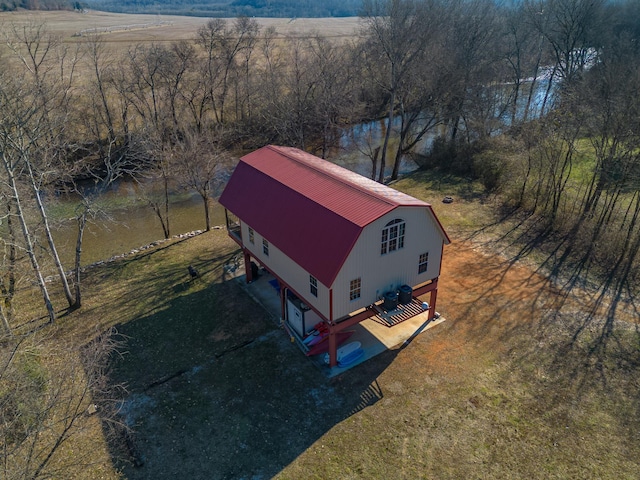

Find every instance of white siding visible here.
[239,221,331,319]
[331,207,444,319]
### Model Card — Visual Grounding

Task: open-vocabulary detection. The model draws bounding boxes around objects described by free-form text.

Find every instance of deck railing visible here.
[225,209,242,244]
[229,224,241,241]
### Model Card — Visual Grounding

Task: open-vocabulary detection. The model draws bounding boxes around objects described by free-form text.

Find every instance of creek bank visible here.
[45,228,228,283]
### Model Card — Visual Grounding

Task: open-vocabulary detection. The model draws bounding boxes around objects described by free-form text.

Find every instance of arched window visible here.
[381,219,405,255]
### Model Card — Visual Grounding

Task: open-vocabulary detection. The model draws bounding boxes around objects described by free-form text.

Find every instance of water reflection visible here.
[51,188,224,267]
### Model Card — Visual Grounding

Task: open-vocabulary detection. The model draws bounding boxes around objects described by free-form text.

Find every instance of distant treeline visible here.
[0,0,82,11]
[0,0,83,12]
[84,0,364,17]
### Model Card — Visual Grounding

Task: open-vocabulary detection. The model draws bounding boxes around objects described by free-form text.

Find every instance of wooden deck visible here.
[371,298,429,327]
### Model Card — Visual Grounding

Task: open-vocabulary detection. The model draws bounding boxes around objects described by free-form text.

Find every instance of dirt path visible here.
[401,240,557,373]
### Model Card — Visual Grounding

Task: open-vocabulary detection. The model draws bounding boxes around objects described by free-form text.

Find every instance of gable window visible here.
[381,219,405,255]
[248,227,255,244]
[418,252,429,274]
[263,239,269,256]
[310,275,318,297]
[349,278,361,301]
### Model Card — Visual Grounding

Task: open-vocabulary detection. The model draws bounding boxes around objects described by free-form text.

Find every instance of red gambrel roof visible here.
[219,145,450,287]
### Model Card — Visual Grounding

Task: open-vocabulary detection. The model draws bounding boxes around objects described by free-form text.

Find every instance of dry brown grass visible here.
[0,10,363,47]
[7,176,640,478]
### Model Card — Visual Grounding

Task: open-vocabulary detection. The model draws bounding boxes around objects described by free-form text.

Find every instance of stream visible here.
[50,79,554,267]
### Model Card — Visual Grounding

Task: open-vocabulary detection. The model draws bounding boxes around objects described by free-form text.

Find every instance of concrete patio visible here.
[231,267,445,377]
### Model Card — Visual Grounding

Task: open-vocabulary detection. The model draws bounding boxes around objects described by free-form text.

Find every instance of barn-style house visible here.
[219,145,450,367]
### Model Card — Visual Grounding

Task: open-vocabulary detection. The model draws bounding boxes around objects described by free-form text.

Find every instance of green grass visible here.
[391,168,493,234]
[569,138,598,184]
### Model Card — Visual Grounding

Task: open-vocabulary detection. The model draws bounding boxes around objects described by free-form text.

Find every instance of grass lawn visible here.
[1,9,637,478]
[7,168,640,479]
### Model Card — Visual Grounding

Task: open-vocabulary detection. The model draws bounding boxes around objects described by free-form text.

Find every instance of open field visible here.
[10,169,637,479]
[0,10,363,45]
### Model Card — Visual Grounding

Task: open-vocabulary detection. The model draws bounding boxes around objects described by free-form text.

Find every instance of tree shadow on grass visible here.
[434,229,640,457]
[463,204,639,334]
[102,278,396,479]
[454,212,640,443]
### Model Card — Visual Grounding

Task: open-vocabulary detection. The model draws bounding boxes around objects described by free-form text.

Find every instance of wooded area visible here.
[85,0,365,18]
[1,0,640,477]
[1,0,639,339]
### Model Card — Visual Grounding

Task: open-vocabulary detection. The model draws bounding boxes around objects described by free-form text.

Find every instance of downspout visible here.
[430,239,446,320]
[280,286,287,326]
[438,240,445,273]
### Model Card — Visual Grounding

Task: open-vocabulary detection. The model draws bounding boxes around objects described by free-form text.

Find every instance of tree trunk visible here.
[390,113,410,181]
[0,302,11,336]
[73,210,87,309]
[523,32,545,123]
[148,168,172,239]
[0,200,17,335]
[371,145,380,181]
[26,161,75,308]
[150,202,170,239]
[2,156,55,323]
[202,194,211,232]
[378,91,395,184]
[163,173,170,238]
[540,65,557,117]
[391,145,403,181]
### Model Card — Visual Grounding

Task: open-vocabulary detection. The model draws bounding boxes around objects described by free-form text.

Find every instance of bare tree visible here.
[196,17,260,125]
[159,41,196,131]
[233,16,261,122]
[2,21,82,312]
[121,43,196,239]
[0,328,126,479]
[361,0,430,182]
[67,34,153,309]
[538,0,604,85]
[182,58,211,134]
[307,36,360,158]
[348,123,383,180]
[125,43,167,136]
[0,67,56,324]
[388,6,452,180]
[0,191,18,335]
[256,35,319,149]
[141,152,173,240]
[172,131,232,231]
[443,0,504,144]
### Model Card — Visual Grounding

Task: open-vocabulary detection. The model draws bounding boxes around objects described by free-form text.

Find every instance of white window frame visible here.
[310,275,318,297]
[418,252,429,274]
[263,239,269,256]
[349,277,361,301]
[381,219,405,255]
